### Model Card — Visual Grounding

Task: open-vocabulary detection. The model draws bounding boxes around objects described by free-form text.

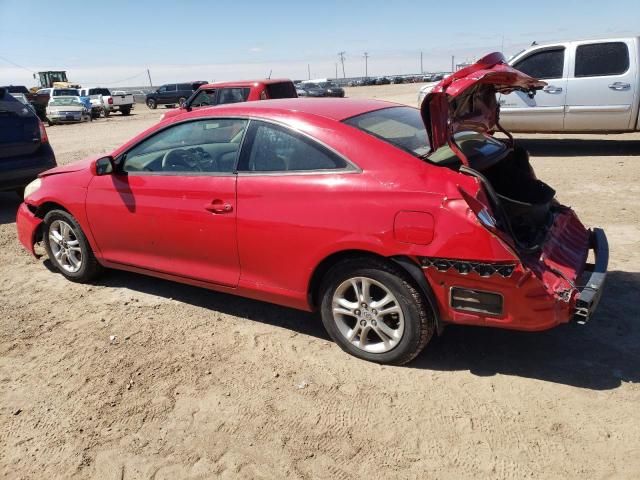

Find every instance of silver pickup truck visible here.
[418,37,640,134]
[500,37,639,133]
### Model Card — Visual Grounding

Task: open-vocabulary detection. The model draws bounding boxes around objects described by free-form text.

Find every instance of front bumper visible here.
[16,202,42,256]
[573,228,609,324]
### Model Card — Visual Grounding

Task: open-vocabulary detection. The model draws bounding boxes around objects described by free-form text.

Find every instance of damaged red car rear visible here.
[16,53,607,365]
[419,52,608,335]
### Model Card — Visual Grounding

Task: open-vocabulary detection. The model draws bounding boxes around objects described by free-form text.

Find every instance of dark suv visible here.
[0,88,56,195]
[145,81,207,109]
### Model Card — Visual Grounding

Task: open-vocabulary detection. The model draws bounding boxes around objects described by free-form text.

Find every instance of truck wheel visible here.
[146,99,157,109]
[103,108,110,118]
[178,97,186,107]
[121,107,131,116]
[319,257,435,365]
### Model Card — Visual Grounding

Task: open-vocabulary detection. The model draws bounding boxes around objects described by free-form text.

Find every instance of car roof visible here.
[199,78,293,89]
[184,98,402,122]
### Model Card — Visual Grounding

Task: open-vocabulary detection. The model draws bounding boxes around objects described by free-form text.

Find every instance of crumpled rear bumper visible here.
[573,228,608,324]
[16,202,42,256]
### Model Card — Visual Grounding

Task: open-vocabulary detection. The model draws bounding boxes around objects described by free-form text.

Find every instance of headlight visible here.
[24,178,42,199]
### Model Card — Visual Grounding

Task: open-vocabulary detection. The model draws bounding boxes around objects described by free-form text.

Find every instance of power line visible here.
[0,54,35,73]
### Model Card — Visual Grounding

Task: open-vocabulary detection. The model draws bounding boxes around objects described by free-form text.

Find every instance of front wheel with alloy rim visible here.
[43,210,102,282]
[146,98,157,109]
[320,258,435,365]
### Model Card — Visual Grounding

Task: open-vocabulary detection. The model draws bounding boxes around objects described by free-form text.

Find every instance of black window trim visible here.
[114,116,251,177]
[235,117,361,176]
[573,41,630,78]
[512,45,566,80]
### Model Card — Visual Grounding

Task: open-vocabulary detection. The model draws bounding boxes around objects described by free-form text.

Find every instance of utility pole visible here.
[363,52,369,78]
[335,63,338,80]
[451,55,454,72]
[146,68,153,87]
[307,63,311,80]
[338,51,346,78]
[420,51,423,74]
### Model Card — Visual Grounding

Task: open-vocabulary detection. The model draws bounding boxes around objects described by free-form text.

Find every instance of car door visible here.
[564,40,638,131]
[235,119,357,294]
[85,117,248,287]
[499,46,568,132]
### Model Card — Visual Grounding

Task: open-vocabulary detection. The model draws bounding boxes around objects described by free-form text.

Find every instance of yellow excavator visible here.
[31,71,81,90]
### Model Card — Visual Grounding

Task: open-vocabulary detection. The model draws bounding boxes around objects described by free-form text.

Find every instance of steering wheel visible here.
[161,148,200,172]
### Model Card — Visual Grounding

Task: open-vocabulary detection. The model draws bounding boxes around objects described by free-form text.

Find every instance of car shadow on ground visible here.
[516,138,640,157]
[83,267,331,341]
[80,264,639,391]
[0,192,21,225]
[412,270,640,390]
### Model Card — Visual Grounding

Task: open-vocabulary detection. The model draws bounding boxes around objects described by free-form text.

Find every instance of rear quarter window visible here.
[575,42,629,77]
[265,82,298,99]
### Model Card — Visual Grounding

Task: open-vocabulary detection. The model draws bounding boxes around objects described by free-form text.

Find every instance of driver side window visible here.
[121,118,248,175]
[190,89,217,107]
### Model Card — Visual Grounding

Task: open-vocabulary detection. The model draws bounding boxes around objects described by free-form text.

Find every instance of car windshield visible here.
[54,89,79,96]
[343,106,430,157]
[90,88,111,96]
[305,83,320,89]
[318,82,338,88]
[50,97,83,106]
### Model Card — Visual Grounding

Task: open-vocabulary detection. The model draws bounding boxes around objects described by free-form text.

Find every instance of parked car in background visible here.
[375,77,391,85]
[78,88,134,116]
[46,96,91,125]
[499,36,640,133]
[145,81,207,109]
[129,90,149,104]
[162,79,298,120]
[15,54,607,365]
[315,81,345,97]
[296,82,328,97]
[2,85,31,96]
[391,76,405,84]
[0,87,56,195]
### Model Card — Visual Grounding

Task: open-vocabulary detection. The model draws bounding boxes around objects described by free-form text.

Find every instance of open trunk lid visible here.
[420,52,545,159]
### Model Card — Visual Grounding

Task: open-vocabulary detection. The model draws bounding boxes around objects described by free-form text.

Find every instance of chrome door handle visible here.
[542,86,563,93]
[608,82,630,90]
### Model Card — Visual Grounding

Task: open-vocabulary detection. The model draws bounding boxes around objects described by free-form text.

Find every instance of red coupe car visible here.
[16,53,608,365]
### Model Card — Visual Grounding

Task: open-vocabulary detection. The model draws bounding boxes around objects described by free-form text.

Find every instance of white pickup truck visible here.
[78,87,134,116]
[499,37,640,133]
[418,37,640,134]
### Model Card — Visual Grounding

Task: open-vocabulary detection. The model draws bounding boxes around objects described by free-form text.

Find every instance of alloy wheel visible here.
[48,220,83,273]
[332,276,405,353]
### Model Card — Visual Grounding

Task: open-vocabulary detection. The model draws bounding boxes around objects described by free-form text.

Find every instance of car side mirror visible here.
[94,156,114,176]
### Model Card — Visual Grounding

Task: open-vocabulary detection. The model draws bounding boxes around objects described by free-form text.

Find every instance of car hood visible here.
[39,155,99,177]
[420,52,545,156]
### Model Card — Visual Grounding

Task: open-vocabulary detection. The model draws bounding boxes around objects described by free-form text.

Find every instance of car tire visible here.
[43,209,102,283]
[178,97,186,107]
[146,99,157,109]
[319,258,435,365]
[103,108,110,118]
[121,107,131,116]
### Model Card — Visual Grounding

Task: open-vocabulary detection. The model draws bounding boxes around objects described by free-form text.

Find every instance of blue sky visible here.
[1,0,638,86]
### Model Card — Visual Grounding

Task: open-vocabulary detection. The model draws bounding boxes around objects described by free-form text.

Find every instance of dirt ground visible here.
[1,83,639,479]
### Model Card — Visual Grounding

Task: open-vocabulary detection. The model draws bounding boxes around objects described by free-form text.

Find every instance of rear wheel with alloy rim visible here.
[146,98,157,109]
[320,258,435,365]
[43,210,102,282]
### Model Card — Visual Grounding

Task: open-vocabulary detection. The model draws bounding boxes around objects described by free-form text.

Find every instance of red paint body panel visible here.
[16,203,41,255]
[15,68,604,332]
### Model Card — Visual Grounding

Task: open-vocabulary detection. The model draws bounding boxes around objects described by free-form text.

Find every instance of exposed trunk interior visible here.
[480,144,556,248]
[429,133,557,250]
